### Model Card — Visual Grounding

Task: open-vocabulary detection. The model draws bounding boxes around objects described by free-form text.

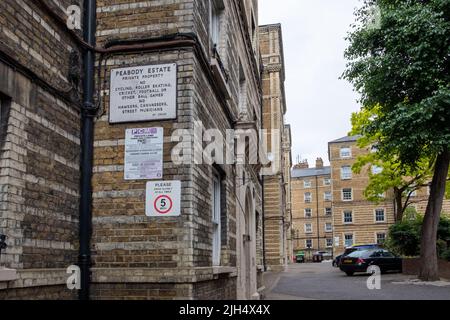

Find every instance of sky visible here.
[259,0,363,167]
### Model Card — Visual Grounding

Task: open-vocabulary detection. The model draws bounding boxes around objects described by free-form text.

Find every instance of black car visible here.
[332,244,381,268]
[339,249,402,276]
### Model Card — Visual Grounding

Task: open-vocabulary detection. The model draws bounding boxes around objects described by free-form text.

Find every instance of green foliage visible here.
[441,249,450,262]
[343,0,450,167]
[386,215,450,258]
[386,215,423,256]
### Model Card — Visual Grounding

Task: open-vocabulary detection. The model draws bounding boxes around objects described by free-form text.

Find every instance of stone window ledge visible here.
[213,266,237,275]
[0,268,17,282]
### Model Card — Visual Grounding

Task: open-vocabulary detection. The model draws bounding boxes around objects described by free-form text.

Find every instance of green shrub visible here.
[441,249,450,262]
[387,215,450,258]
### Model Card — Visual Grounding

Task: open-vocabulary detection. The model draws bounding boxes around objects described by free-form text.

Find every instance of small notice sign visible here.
[125,128,163,180]
[146,181,181,217]
[109,63,177,123]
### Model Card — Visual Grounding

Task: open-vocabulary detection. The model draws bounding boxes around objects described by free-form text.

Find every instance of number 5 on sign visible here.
[146,181,181,217]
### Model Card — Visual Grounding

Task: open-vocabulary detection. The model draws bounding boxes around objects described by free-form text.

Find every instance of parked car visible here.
[295,252,305,263]
[339,249,403,276]
[332,244,381,268]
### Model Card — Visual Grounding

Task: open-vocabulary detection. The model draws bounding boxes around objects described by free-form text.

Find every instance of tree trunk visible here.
[419,148,450,281]
[394,188,404,222]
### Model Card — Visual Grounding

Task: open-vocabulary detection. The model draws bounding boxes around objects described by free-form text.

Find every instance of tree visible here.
[351,107,434,222]
[343,0,450,281]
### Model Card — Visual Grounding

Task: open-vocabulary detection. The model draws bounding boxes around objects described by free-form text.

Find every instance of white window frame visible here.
[344,234,354,248]
[304,192,312,203]
[375,209,386,223]
[323,178,331,186]
[341,166,352,180]
[340,147,352,159]
[343,211,353,224]
[304,208,312,218]
[326,239,333,248]
[325,208,332,216]
[342,188,353,201]
[303,180,312,188]
[305,239,313,248]
[304,223,313,234]
[212,173,222,266]
[324,191,332,201]
[325,223,333,233]
[376,233,386,245]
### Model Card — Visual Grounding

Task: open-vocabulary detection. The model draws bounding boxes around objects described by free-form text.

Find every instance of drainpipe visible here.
[79,0,96,301]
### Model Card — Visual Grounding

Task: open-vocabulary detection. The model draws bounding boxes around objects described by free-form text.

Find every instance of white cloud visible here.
[259,0,363,166]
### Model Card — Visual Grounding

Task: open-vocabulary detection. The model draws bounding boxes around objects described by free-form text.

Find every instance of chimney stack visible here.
[294,160,309,170]
[316,158,324,169]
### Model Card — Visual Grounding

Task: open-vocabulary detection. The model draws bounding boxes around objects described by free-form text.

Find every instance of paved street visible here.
[263,262,450,300]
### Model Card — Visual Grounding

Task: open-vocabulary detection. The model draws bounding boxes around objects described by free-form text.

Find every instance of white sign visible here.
[125,128,163,180]
[146,181,181,217]
[109,63,177,123]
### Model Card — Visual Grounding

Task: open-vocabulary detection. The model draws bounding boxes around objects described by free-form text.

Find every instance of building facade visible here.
[259,24,292,271]
[0,0,82,299]
[329,136,396,254]
[0,0,270,300]
[291,159,333,257]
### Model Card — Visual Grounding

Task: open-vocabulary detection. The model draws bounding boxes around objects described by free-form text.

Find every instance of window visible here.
[303,180,312,188]
[304,192,312,203]
[305,224,313,234]
[376,233,386,245]
[343,211,353,224]
[212,173,222,266]
[375,209,385,222]
[325,208,332,216]
[344,234,354,248]
[342,188,353,201]
[371,165,383,175]
[238,62,247,113]
[326,239,333,248]
[340,147,352,158]
[341,166,352,180]
[410,190,417,198]
[304,208,312,218]
[323,178,331,186]
[305,239,313,248]
[209,0,224,48]
[325,223,333,233]
[324,191,332,201]
[0,96,10,147]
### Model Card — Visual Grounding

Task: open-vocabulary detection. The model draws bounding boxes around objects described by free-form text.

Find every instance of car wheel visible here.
[345,271,354,276]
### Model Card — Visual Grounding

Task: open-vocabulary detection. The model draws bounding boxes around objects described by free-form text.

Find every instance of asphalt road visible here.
[264,262,450,300]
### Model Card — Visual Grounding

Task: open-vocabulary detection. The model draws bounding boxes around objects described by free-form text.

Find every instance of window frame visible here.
[325,207,332,217]
[304,223,313,234]
[325,223,333,233]
[343,211,353,224]
[342,188,353,201]
[303,180,312,189]
[304,208,312,219]
[340,147,352,159]
[212,172,222,266]
[340,166,353,180]
[375,208,386,223]
[304,192,312,203]
[324,191,332,202]
[376,233,386,245]
[344,234,354,248]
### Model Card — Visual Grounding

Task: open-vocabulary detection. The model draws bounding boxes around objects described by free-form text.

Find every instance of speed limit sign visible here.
[146,181,181,217]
